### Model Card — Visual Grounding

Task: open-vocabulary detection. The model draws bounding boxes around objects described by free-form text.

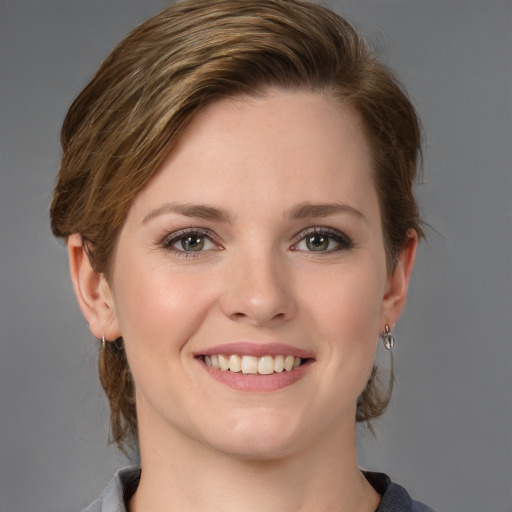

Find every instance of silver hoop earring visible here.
[382,324,395,350]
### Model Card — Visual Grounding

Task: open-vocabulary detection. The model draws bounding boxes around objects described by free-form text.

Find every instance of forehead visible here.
[126,90,379,224]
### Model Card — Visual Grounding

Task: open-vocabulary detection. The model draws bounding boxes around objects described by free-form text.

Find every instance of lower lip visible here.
[198,359,312,392]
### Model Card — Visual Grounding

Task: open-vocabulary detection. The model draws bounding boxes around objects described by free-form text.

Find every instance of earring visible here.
[102,334,106,349]
[382,324,395,350]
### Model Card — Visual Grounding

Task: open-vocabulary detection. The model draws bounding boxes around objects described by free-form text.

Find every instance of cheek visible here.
[111,254,216,357]
[303,263,385,388]
[305,262,385,337]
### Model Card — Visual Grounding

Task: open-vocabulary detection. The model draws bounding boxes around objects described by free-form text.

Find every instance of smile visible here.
[203,354,303,374]
[196,343,314,391]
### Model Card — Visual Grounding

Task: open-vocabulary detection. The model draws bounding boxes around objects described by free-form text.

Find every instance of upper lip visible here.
[195,342,315,359]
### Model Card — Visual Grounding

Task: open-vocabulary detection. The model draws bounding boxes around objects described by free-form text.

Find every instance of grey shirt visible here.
[82,465,437,512]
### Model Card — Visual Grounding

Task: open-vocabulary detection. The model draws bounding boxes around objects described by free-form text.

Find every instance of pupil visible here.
[307,235,328,251]
[181,236,204,251]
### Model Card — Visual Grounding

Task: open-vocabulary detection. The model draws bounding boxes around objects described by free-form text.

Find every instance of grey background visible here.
[0,1,510,511]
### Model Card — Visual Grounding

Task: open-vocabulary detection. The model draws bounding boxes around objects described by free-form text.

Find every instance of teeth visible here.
[229,354,242,372]
[241,355,258,374]
[219,354,230,371]
[274,354,284,372]
[258,356,274,375]
[204,354,304,374]
[284,355,295,371]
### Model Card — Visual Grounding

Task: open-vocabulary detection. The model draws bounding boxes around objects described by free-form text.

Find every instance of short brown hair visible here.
[50,0,423,451]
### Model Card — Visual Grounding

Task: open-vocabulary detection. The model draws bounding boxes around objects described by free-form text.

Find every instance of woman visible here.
[50,0,435,510]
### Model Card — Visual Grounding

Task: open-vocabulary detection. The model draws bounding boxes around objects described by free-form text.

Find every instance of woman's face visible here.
[105,90,411,458]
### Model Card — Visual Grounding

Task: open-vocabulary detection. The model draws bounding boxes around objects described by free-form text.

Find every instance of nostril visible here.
[229,310,287,324]
[231,312,248,319]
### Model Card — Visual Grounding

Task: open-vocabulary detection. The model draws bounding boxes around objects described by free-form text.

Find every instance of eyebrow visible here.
[142,202,232,224]
[142,201,368,225]
[290,202,368,223]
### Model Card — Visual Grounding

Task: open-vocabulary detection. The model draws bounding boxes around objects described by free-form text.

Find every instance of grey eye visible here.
[305,234,330,251]
[179,235,205,251]
[165,231,217,253]
[293,228,352,253]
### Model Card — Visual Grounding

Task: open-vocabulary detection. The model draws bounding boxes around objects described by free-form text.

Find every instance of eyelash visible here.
[161,228,222,259]
[161,226,354,258]
[290,227,354,253]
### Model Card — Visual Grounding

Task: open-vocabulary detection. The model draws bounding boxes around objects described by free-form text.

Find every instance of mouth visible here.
[200,354,308,375]
[194,343,314,392]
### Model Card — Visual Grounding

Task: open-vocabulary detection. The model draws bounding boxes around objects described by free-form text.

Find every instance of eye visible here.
[162,229,220,256]
[292,228,353,253]
[177,234,210,252]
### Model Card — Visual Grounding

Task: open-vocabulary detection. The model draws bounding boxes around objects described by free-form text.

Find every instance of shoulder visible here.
[81,466,141,512]
[364,471,437,512]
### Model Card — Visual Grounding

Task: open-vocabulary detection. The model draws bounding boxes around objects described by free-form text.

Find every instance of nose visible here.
[219,247,297,326]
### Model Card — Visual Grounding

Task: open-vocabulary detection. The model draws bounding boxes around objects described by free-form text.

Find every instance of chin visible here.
[213,435,300,462]
[200,412,312,461]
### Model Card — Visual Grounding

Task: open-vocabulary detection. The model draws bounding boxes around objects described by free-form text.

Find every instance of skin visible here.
[68,90,417,512]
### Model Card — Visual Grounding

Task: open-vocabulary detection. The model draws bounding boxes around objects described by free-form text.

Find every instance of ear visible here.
[67,233,121,341]
[380,229,418,329]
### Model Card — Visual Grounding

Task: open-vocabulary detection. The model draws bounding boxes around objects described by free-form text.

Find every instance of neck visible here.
[129,415,380,512]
